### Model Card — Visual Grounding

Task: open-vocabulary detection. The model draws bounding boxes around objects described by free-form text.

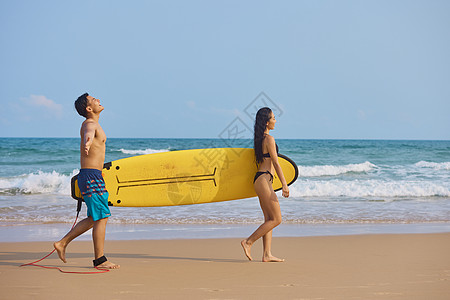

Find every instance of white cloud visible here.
[21,95,63,118]
[357,109,366,120]
[186,100,196,108]
[210,106,241,117]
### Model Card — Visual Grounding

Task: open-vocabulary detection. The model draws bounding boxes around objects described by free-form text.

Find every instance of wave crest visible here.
[0,170,77,195]
[299,161,376,177]
[117,148,170,155]
[415,161,450,171]
[288,180,450,198]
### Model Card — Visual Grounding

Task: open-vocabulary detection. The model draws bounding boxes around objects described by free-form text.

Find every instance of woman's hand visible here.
[282,184,289,198]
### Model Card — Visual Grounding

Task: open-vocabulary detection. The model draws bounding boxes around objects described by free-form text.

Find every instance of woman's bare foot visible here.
[241,240,252,261]
[53,241,67,263]
[262,255,285,262]
[96,261,120,269]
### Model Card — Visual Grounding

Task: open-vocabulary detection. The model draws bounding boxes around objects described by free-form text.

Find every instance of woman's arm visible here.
[266,136,289,197]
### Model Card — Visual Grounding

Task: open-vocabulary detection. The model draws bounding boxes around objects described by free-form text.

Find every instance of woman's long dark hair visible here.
[254,107,272,165]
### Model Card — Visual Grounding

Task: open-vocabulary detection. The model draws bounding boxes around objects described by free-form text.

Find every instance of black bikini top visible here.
[262,143,279,158]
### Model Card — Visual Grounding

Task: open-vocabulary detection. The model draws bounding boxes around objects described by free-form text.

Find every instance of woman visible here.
[241,107,289,262]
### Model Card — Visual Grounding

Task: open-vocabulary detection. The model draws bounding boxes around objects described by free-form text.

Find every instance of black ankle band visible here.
[93,255,107,267]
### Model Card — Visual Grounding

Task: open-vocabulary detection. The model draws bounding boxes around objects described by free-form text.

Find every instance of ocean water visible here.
[1,138,449,241]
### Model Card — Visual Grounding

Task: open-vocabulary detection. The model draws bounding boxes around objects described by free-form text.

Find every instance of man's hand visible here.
[84,136,92,155]
[82,121,96,156]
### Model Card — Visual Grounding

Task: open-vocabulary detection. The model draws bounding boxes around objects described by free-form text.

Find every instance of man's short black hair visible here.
[75,93,89,117]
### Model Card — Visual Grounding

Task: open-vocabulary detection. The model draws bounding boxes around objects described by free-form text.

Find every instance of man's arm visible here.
[82,121,97,156]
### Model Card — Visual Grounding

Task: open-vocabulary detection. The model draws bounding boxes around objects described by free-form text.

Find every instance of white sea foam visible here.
[117,148,170,155]
[415,161,450,171]
[288,179,450,198]
[0,170,78,195]
[298,161,376,177]
[2,166,447,199]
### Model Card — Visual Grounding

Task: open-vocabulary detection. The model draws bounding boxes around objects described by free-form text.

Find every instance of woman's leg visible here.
[241,175,282,261]
[261,225,284,262]
[260,189,284,262]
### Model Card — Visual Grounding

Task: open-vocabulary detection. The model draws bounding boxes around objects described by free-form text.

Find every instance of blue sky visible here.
[1,0,449,139]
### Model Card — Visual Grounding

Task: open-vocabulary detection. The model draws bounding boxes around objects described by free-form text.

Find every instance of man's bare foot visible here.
[53,241,67,263]
[262,255,285,262]
[241,240,252,261]
[96,261,120,269]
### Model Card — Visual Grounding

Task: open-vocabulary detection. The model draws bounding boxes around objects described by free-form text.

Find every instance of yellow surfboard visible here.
[71,148,298,207]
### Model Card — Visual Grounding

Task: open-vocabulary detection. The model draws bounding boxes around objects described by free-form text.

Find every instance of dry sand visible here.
[1,233,449,299]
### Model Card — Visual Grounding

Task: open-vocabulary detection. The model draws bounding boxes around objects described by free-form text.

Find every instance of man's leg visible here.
[54,217,94,263]
[92,217,119,269]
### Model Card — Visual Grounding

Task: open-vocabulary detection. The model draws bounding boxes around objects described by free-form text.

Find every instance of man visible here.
[54,93,119,269]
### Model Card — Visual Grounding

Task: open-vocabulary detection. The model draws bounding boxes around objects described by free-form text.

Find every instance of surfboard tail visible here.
[274,153,299,192]
[71,162,112,201]
[71,175,83,201]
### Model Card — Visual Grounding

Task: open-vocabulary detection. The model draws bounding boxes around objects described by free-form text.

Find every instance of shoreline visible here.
[1,222,449,242]
[1,233,449,299]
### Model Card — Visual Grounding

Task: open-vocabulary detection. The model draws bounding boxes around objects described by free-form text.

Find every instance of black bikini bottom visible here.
[253,171,274,183]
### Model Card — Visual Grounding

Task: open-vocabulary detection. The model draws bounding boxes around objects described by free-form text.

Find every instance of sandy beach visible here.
[1,233,449,299]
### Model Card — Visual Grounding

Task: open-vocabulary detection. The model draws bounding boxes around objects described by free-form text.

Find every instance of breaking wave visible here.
[289,179,450,198]
[298,161,376,177]
[415,161,450,171]
[117,148,170,155]
[0,170,78,195]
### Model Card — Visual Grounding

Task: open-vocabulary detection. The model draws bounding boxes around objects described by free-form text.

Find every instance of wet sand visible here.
[1,233,449,299]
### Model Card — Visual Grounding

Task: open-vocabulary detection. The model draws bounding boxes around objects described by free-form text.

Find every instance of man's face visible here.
[86,95,104,114]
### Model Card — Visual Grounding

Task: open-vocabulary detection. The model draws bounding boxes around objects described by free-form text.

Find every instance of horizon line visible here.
[1,136,449,142]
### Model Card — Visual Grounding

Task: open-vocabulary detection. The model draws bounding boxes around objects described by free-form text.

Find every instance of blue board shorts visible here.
[77,169,111,221]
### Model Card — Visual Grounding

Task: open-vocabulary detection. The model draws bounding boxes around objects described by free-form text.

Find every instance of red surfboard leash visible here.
[20,204,110,274]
